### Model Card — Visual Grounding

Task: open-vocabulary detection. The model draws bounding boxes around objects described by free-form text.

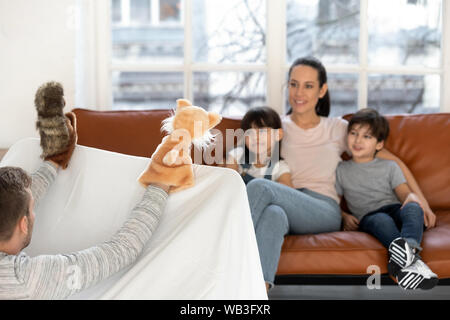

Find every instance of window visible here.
[287,0,443,116]
[100,0,450,116]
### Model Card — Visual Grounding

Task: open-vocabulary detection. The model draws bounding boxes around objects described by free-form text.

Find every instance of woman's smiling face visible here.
[288,65,328,116]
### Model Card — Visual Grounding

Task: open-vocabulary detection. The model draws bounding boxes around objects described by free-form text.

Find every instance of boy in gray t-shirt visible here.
[335,108,437,290]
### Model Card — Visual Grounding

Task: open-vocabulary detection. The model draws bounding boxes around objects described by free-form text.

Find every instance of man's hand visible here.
[47,160,60,169]
[342,211,359,231]
[150,182,170,193]
[44,112,77,169]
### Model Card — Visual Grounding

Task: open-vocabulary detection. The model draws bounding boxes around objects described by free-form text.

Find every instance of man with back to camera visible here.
[0,156,170,299]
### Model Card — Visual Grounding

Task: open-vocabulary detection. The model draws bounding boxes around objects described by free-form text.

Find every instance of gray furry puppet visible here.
[34,81,77,169]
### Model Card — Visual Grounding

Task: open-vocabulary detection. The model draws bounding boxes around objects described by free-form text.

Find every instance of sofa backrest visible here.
[72,108,242,160]
[73,108,450,210]
[379,113,450,210]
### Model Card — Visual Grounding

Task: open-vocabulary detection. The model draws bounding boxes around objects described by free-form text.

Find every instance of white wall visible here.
[0,0,77,148]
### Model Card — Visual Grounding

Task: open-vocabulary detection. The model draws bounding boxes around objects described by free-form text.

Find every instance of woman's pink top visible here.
[281,115,349,203]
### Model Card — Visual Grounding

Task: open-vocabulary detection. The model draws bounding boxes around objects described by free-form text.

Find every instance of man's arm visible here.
[30,161,58,205]
[17,184,168,299]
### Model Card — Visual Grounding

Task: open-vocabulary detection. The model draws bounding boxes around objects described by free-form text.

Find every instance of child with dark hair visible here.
[336,108,438,290]
[226,106,293,187]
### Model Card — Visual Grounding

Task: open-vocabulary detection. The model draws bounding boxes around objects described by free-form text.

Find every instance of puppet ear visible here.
[176,99,192,110]
[208,112,222,129]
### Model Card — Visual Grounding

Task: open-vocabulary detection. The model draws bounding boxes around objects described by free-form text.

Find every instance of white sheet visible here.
[0,138,267,300]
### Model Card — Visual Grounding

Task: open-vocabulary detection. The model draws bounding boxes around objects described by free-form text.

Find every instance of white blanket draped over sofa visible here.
[0,138,267,299]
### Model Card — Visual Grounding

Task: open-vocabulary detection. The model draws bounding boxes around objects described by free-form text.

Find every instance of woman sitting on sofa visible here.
[246,56,436,291]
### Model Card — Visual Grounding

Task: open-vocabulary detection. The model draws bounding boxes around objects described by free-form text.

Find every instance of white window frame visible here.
[94,0,450,114]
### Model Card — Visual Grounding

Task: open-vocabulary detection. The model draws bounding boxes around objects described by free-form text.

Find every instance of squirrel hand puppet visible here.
[35,81,78,169]
[138,99,222,193]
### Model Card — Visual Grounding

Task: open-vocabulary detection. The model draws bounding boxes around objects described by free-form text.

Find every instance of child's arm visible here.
[223,148,241,172]
[276,172,294,188]
[337,195,359,231]
[394,183,436,228]
[377,148,435,228]
[342,210,359,231]
[334,165,358,231]
[224,157,240,172]
[395,183,417,204]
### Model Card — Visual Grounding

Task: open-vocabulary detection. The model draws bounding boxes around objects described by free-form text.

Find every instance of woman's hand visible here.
[400,192,422,209]
[402,193,436,229]
[342,211,359,231]
[423,205,437,229]
[396,184,436,230]
[377,148,435,229]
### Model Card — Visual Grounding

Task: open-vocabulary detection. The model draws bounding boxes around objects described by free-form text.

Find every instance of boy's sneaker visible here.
[388,238,416,277]
[396,259,438,290]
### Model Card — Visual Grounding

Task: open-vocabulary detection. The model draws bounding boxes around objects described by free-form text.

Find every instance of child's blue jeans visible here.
[358,202,425,250]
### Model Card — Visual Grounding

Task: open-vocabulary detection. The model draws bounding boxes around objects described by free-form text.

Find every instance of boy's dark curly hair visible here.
[348,108,390,142]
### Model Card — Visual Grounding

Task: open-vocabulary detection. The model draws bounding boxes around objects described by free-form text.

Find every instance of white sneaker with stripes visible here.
[396,259,438,290]
[388,238,416,269]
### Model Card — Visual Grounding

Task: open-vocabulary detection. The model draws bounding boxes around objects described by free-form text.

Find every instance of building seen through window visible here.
[110,0,443,116]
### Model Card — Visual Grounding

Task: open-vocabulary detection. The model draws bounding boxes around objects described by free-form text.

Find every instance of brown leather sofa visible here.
[72,108,450,283]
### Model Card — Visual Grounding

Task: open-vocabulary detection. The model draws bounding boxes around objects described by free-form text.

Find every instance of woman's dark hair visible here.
[240,106,283,165]
[287,56,330,117]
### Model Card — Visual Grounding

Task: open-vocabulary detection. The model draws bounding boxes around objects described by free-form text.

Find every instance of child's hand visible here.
[342,211,359,231]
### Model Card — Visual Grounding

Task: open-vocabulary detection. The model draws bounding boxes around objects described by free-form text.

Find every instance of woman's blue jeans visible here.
[246,178,341,286]
[359,202,424,250]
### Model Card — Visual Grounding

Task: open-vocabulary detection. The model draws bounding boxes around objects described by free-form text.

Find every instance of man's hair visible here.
[348,108,390,143]
[0,167,32,242]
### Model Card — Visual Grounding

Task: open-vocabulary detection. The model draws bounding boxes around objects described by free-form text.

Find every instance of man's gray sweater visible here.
[0,162,168,299]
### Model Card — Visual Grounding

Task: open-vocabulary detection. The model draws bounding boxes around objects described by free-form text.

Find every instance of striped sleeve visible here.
[30,161,58,205]
[16,185,168,299]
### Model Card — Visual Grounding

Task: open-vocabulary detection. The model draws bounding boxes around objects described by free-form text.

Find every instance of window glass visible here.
[111,0,184,63]
[112,71,184,110]
[193,72,266,116]
[286,0,360,65]
[367,74,440,114]
[192,0,266,64]
[368,0,442,68]
[112,0,122,23]
[130,0,151,24]
[160,0,181,23]
[328,73,359,117]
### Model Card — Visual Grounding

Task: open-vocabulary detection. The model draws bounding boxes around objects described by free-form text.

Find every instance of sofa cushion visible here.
[277,230,388,276]
[277,209,450,278]
[421,210,450,278]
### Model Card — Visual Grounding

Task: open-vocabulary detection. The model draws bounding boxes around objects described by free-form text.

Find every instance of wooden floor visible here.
[268,284,450,300]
